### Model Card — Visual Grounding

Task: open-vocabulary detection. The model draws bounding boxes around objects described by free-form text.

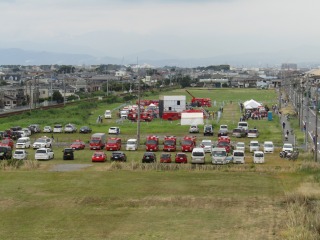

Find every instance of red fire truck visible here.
[163,136,177,152]
[181,136,197,152]
[186,90,211,107]
[145,135,159,151]
[162,111,181,121]
[105,137,122,151]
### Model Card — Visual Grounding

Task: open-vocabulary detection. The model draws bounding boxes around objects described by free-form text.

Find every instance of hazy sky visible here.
[0,0,319,59]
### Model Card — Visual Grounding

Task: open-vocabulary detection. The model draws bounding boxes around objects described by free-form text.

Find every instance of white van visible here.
[104,110,112,119]
[191,147,205,164]
[233,150,245,164]
[126,139,138,151]
[249,140,260,153]
[211,147,227,165]
[15,137,31,149]
[253,151,265,163]
[238,121,249,132]
[263,141,274,153]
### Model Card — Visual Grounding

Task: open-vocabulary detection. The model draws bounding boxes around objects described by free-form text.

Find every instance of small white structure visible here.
[181,112,204,126]
[159,95,186,112]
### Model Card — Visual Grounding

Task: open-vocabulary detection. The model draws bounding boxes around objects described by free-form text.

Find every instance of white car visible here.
[64,124,77,133]
[13,150,28,160]
[43,126,52,133]
[189,125,199,133]
[126,139,138,151]
[33,137,53,149]
[22,128,31,136]
[53,124,63,133]
[108,127,120,134]
[282,143,293,152]
[236,142,245,151]
[253,151,265,164]
[263,141,274,153]
[249,140,260,152]
[16,137,31,149]
[104,110,112,119]
[200,140,212,153]
[35,148,54,160]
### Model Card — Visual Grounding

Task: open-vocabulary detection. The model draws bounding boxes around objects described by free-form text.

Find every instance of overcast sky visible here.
[0,0,319,59]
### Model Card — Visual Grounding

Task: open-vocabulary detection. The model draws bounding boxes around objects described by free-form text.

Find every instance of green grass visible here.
[1,87,319,239]
[0,170,294,240]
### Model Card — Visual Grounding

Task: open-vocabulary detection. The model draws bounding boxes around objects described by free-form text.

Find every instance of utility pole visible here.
[63,72,66,106]
[136,58,141,149]
[315,82,318,162]
[305,80,309,151]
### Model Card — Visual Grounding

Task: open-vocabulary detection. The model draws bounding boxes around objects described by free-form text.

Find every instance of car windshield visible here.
[234,152,244,156]
[213,151,226,157]
[248,129,257,133]
[146,139,157,144]
[14,150,24,154]
[17,139,26,143]
[255,153,264,157]
[251,143,259,146]
[36,139,46,143]
[72,142,82,145]
[239,123,248,127]
[181,140,193,145]
[36,149,46,154]
[237,143,245,147]
[220,126,227,129]
[161,154,171,158]
[218,142,229,147]
[164,140,175,145]
[90,139,100,143]
[54,125,62,128]
[193,151,204,156]
[94,154,103,157]
[265,144,273,147]
[127,141,136,144]
[202,142,211,146]
[284,144,292,148]
[64,149,73,153]
[177,154,186,158]
[108,139,118,144]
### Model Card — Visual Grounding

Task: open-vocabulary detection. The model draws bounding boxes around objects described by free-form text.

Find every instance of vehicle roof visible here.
[264,141,273,144]
[254,151,264,154]
[201,139,212,142]
[212,147,227,151]
[250,140,259,143]
[127,138,137,141]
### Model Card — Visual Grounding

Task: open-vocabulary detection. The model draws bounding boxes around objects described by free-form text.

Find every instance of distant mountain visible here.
[0,47,319,68]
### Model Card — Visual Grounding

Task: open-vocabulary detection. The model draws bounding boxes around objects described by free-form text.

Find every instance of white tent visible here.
[180,112,204,125]
[243,99,262,109]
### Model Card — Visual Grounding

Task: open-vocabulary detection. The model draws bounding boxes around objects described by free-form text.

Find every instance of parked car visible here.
[108,127,120,134]
[253,151,265,163]
[189,125,199,133]
[79,126,92,134]
[126,139,138,151]
[236,142,245,151]
[13,149,28,160]
[28,124,41,134]
[92,151,107,162]
[22,128,31,137]
[200,140,212,153]
[175,152,188,163]
[62,148,74,160]
[64,124,77,133]
[70,140,86,150]
[104,110,112,119]
[232,128,246,138]
[33,137,53,149]
[160,153,172,163]
[43,126,52,133]
[211,147,227,165]
[203,124,213,136]
[282,143,293,152]
[263,141,274,153]
[249,140,260,153]
[218,125,229,136]
[142,152,157,163]
[233,150,245,164]
[247,129,259,138]
[35,148,54,160]
[16,137,31,149]
[53,124,63,133]
[191,147,205,164]
[0,138,14,148]
[0,146,12,160]
[111,151,127,162]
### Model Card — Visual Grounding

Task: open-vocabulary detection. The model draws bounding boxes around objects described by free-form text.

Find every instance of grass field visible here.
[1,88,320,239]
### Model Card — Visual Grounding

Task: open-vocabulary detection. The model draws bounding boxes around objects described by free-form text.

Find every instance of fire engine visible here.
[162,112,181,121]
[186,90,211,107]
[105,137,122,151]
[145,135,159,151]
[163,136,177,152]
[128,111,153,122]
[181,136,196,152]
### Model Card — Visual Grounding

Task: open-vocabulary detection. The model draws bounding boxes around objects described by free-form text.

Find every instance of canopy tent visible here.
[243,99,262,110]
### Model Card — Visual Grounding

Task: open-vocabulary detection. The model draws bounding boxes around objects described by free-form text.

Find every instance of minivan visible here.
[104,110,112,119]
[15,137,31,149]
[126,139,138,151]
[253,151,265,163]
[238,121,249,132]
[249,140,260,152]
[191,147,205,164]
[233,150,245,164]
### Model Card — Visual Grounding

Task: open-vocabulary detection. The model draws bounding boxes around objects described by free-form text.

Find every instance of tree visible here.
[52,90,64,103]
[179,76,191,88]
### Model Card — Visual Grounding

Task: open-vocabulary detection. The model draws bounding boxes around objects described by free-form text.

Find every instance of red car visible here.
[91,151,107,162]
[217,141,232,154]
[160,153,172,163]
[70,140,86,150]
[0,137,14,148]
[175,152,188,163]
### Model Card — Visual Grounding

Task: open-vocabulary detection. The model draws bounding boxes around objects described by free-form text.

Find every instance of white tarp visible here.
[180,112,204,125]
[243,99,262,109]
